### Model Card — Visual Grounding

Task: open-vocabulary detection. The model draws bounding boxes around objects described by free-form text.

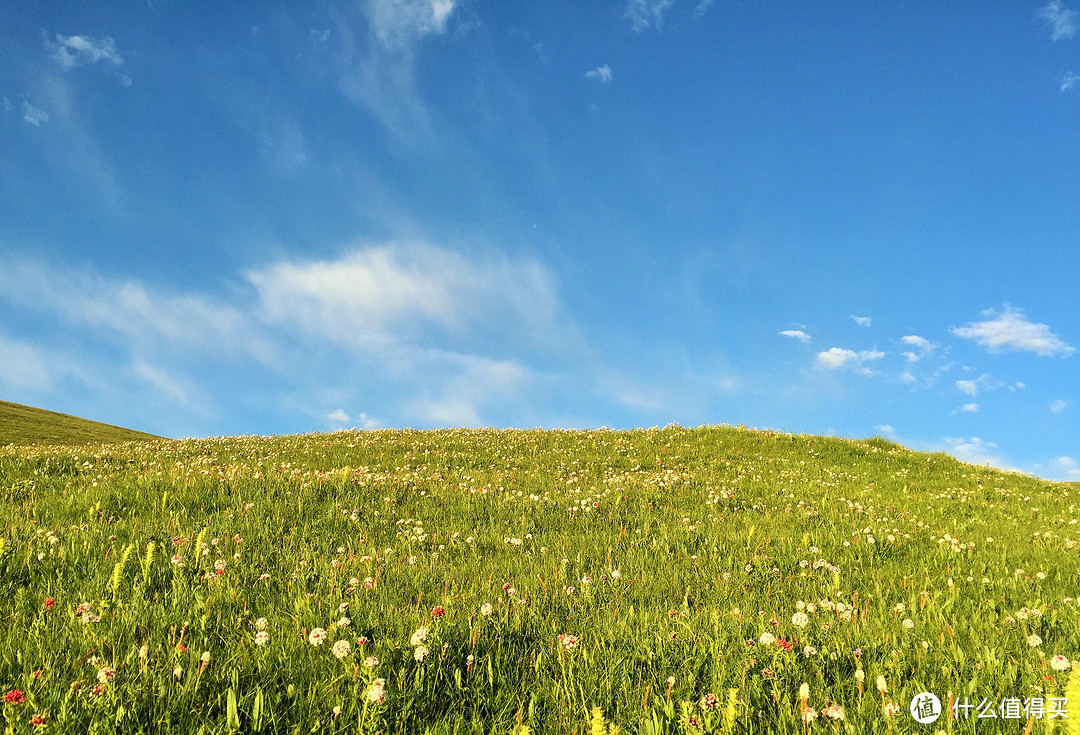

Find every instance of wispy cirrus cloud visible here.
[21,100,49,127]
[952,305,1074,356]
[332,0,463,141]
[850,315,872,327]
[1039,1,1078,41]
[44,33,131,85]
[585,64,613,84]
[626,0,674,32]
[779,329,811,343]
[1061,71,1080,92]
[0,333,55,391]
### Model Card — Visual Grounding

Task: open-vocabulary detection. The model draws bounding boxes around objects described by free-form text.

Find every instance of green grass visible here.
[0,400,162,446]
[0,425,1076,734]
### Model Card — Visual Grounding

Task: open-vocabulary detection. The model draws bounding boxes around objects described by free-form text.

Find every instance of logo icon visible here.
[910,692,942,724]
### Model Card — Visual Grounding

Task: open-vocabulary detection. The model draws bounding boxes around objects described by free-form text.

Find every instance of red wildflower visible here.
[30,714,47,726]
[43,597,55,610]
[778,639,793,652]
[3,690,25,704]
[430,606,446,619]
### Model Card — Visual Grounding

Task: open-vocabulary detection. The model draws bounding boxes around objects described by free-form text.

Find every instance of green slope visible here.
[0,400,162,446]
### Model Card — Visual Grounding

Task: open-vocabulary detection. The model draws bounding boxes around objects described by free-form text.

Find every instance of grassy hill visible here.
[0,425,1074,733]
[0,399,161,446]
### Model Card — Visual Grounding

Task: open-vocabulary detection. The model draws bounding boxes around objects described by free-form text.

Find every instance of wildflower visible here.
[366,678,386,705]
[333,705,342,718]
[255,617,268,630]
[876,675,887,694]
[700,693,720,710]
[581,575,592,585]
[431,606,446,619]
[200,651,210,665]
[480,603,494,616]
[254,631,269,647]
[1028,634,1043,648]
[3,690,25,704]
[173,665,183,679]
[332,640,351,659]
[611,569,622,579]
[466,654,474,668]
[1051,655,1071,671]
[901,618,914,629]
[758,632,776,646]
[791,612,809,628]
[798,683,810,701]
[30,714,47,726]
[558,633,579,649]
[308,628,327,647]
[96,666,114,684]
[565,586,575,595]
[356,636,369,646]
[822,704,845,720]
[410,627,429,646]
[337,617,351,628]
[884,702,900,716]
[855,669,864,682]
[338,602,349,613]
[413,645,429,662]
[43,597,55,610]
[801,707,818,724]
[803,645,817,657]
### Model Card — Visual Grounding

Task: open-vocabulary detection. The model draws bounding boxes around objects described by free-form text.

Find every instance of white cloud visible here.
[1050,456,1080,481]
[779,329,811,343]
[900,334,934,362]
[365,0,458,50]
[693,0,716,18]
[874,424,895,434]
[626,0,674,32]
[952,305,1074,356]
[131,359,193,406]
[850,315,872,327]
[0,334,53,391]
[959,402,980,413]
[816,347,883,373]
[1062,71,1080,92]
[246,242,562,352]
[327,409,380,428]
[22,101,49,127]
[955,379,978,396]
[0,255,276,365]
[1050,399,1070,413]
[940,436,1016,470]
[47,34,125,69]
[1039,1,1078,41]
[585,64,613,83]
[955,374,1004,397]
[333,0,464,140]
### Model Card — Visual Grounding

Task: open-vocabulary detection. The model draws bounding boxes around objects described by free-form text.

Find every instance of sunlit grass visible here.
[0,425,1074,733]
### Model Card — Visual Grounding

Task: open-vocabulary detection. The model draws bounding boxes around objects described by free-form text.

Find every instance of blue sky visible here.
[1,1,1077,479]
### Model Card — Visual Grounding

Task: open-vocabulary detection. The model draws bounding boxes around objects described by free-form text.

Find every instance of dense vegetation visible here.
[1,425,1076,733]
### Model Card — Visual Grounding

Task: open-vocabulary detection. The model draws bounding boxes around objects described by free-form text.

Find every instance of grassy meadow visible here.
[1,425,1078,734]
[0,401,161,447]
